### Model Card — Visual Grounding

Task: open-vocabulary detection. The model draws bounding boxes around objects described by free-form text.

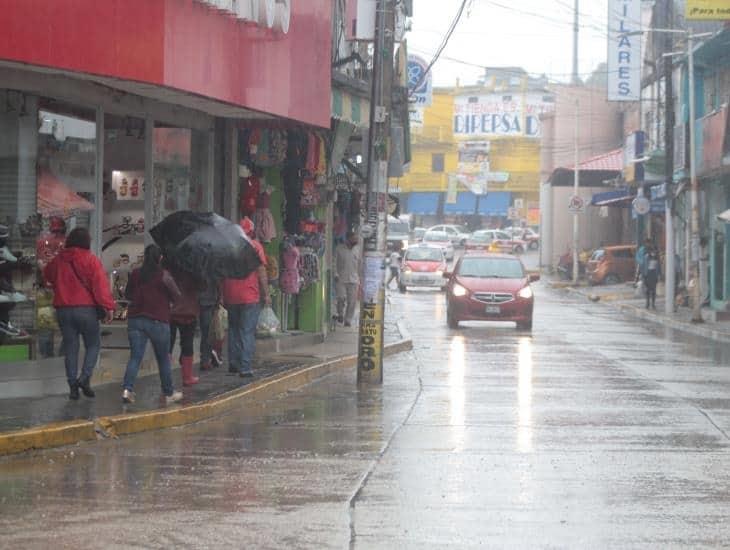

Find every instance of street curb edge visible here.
[0,338,413,457]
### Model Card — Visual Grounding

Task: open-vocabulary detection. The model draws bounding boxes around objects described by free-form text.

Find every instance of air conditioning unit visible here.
[234,0,257,21]
[256,0,275,28]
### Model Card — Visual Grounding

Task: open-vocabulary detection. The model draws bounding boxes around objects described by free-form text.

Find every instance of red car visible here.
[443,252,539,330]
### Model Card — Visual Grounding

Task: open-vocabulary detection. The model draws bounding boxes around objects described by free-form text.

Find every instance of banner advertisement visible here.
[407,55,433,107]
[607,0,641,101]
[686,0,730,20]
[358,299,384,383]
[453,93,554,138]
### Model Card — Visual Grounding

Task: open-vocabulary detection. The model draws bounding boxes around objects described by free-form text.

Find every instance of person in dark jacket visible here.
[644,247,661,310]
[122,245,183,405]
[198,280,221,371]
[169,268,201,386]
[43,227,115,400]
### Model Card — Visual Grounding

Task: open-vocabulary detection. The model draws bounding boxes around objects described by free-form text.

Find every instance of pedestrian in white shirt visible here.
[335,231,360,326]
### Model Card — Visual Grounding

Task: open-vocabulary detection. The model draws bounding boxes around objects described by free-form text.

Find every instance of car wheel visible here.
[604,273,620,285]
[514,245,525,254]
[447,307,459,329]
[517,319,533,331]
[529,241,539,250]
[440,285,447,292]
[398,283,407,293]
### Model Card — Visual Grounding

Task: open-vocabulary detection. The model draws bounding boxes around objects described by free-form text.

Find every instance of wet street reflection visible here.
[2,280,730,547]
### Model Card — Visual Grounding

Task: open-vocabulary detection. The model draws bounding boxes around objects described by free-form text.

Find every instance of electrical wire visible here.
[408,0,470,98]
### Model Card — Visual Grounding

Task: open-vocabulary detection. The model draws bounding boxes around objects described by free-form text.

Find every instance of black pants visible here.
[645,274,658,308]
[170,321,196,357]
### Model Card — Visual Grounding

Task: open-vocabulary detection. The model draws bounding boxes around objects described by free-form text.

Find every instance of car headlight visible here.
[452,283,468,297]
[402,239,409,249]
[402,267,412,273]
[435,270,443,277]
[518,286,533,299]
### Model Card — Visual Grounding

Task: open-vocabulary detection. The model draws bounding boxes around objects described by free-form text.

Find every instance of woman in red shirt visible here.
[43,227,115,400]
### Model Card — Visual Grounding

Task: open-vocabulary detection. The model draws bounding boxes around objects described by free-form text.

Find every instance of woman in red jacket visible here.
[43,227,115,400]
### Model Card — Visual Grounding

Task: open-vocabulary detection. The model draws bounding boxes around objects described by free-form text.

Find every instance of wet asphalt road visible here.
[3,273,730,548]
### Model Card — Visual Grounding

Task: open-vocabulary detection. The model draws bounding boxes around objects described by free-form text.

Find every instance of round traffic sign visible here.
[632,196,650,215]
[568,195,585,213]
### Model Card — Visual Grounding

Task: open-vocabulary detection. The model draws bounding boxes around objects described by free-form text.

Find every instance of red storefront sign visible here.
[700,105,728,175]
[0,0,331,128]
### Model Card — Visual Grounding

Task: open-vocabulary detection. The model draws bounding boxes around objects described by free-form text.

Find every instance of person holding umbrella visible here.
[168,267,201,386]
[222,217,270,378]
[121,244,183,404]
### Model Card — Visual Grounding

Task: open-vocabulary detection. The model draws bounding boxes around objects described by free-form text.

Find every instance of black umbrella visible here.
[150,211,261,280]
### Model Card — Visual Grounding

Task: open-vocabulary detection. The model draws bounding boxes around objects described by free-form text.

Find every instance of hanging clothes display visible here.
[279,241,301,295]
[253,185,276,243]
[239,173,260,218]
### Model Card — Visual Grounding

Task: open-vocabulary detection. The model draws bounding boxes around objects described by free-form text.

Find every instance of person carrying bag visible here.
[43,227,115,400]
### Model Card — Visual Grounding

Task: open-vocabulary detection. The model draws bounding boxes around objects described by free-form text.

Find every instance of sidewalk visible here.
[549,278,730,344]
[0,318,410,455]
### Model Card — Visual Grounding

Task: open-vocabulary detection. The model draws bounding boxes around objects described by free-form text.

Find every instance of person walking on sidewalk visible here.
[386,246,401,289]
[644,247,661,310]
[121,245,183,405]
[43,227,115,400]
[198,280,222,371]
[222,217,270,378]
[169,267,201,386]
[335,231,360,326]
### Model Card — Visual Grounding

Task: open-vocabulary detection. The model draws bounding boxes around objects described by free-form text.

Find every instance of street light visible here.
[622,28,714,321]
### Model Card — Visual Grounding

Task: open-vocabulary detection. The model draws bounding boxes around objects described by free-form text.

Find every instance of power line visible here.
[408,0,470,98]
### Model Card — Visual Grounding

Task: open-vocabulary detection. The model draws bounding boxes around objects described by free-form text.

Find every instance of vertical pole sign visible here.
[358,0,396,384]
[607,0,641,101]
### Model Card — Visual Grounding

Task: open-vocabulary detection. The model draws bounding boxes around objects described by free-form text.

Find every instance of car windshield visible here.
[458,257,524,279]
[424,232,449,242]
[470,232,492,242]
[454,226,468,233]
[591,250,606,261]
[406,248,443,261]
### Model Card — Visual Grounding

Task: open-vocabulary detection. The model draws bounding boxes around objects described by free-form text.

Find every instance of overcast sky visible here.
[408,0,611,87]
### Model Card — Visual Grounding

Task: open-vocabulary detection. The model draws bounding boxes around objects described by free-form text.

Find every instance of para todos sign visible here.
[453,93,554,138]
[607,0,641,101]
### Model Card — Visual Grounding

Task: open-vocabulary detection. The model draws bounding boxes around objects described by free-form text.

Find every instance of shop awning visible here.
[37,171,95,216]
[590,187,634,206]
[331,88,371,128]
[406,192,440,215]
[443,192,478,215]
[477,192,512,216]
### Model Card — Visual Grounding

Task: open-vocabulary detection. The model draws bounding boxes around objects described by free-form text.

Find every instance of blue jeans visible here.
[123,316,174,396]
[199,305,215,365]
[227,303,260,374]
[56,307,101,387]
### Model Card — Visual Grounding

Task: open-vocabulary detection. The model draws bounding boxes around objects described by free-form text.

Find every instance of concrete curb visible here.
[616,303,730,344]
[0,338,413,457]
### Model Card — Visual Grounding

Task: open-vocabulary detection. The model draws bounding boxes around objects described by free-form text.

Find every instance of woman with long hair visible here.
[43,227,115,400]
[122,244,183,404]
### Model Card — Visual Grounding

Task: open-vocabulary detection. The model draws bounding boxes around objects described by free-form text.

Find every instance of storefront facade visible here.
[0,0,332,395]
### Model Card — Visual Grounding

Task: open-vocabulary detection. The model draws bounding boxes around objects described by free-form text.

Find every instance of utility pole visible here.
[573,98,580,283]
[572,0,580,85]
[687,29,703,323]
[663,0,675,315]
[357,0,395,383]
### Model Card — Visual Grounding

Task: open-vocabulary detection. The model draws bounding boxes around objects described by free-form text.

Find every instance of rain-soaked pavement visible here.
[2,278,730,548]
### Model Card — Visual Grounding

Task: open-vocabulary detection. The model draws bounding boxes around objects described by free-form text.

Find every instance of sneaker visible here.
[9,292,26,303]
[122,389,135,403]
[0,293,12,304]
[239,370,254,378]
[164,391,183,405]
[211,350,222,368]
[0,321,21,337]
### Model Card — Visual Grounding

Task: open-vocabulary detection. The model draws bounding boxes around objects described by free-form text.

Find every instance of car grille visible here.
[473,292,513,304]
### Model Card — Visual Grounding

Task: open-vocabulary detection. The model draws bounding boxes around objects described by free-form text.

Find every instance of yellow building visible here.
[393,69,553,227]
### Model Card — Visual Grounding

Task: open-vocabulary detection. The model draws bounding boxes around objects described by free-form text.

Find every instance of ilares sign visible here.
[607,0,641,101]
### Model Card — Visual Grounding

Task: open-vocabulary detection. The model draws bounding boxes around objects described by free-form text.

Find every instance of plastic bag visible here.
[208,304,228,344]
[634,279,644,298]
[256,306,280,337]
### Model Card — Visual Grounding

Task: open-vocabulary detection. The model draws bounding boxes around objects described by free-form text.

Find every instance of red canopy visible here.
[37,170,94,216]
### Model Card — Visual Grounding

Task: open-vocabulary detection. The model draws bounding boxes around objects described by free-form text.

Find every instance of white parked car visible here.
[426,224,471,247]
[422,230,455,260]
